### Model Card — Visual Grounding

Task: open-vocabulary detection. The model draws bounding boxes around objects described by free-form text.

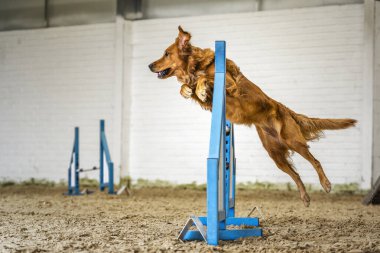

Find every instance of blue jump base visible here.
[178,41,262,245]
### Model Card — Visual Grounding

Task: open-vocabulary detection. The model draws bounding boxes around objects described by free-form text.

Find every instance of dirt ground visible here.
[0,186,379,253]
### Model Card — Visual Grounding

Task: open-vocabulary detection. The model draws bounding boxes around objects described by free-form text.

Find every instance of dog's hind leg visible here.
[271,154,311,207]
[290,141,331,193]
[282,122,332,193]
[256,127,311,206]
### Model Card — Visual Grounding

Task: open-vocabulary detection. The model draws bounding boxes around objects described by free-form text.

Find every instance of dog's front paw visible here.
[180,84,193,99]
[196,79,208,102]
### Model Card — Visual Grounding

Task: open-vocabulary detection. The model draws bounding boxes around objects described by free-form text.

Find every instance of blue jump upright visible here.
[65,120,115,196]
[99,120,115,194]
[178,41,263,245]
[66,127,81,195]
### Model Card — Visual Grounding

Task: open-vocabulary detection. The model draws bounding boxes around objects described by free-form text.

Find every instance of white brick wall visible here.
[0,23,120,182]
[128,4,365,187]
[0,4,372,188]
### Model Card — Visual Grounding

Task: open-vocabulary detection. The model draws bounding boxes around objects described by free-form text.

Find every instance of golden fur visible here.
[149,26,357,206]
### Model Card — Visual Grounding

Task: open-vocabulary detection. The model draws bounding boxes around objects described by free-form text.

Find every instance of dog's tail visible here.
[287,108,357,141]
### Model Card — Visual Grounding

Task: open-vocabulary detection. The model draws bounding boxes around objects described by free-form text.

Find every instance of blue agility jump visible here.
[178,41,263,245]
[66,120,115,196]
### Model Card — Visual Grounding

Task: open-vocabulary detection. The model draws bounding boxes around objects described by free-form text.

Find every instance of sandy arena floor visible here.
[0,186,379,253]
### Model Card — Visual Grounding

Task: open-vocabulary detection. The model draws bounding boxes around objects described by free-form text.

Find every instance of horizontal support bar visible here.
[197,217,260,227]
[183,228,262,241]
[226,217,260,227]
[77,167,98,173]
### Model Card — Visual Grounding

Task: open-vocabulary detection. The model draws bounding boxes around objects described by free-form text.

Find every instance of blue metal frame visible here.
[178,41,262,245]
[99,119,115,194]
[66,127,82,196]
[65,120,115,196]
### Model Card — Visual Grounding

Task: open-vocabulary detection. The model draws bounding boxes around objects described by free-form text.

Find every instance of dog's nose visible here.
[148,63,154,71]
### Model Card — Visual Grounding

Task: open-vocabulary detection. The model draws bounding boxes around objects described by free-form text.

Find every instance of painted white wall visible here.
[0,23,121,182]
[128,4,365,187]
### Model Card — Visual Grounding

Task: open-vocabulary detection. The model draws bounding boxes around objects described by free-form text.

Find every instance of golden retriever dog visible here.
[149,26,356,206]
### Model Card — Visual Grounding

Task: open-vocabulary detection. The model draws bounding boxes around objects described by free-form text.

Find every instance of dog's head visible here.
[148,26,192,79]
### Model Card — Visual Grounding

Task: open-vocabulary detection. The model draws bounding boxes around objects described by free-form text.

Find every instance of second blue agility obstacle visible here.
[66,120,115,195]
[178,41,263,245]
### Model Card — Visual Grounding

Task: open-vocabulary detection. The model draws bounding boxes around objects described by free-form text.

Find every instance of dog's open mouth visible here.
[156,68,171,79]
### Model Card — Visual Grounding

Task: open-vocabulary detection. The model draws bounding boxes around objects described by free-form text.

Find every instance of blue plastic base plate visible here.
[178,216,262,243]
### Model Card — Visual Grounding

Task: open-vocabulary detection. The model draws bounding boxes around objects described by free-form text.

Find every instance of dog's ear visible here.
[177,25,191,51]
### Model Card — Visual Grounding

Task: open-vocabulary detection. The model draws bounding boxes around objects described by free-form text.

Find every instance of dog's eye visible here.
[164,51,169,57]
